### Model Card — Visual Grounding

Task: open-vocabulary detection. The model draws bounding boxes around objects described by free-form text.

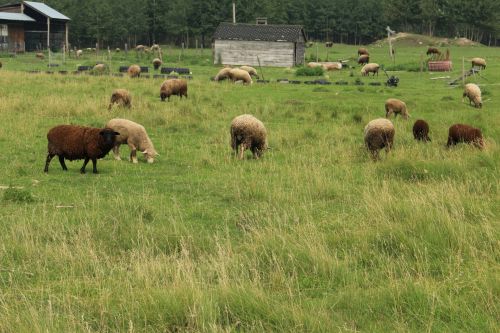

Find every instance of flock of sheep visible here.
[42,46,488,174]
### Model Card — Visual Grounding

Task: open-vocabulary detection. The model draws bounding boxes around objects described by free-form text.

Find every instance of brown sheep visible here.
[385,98,409,119]
[364,118,395,160]
[471,57,486,69]
[108,89,132,110]
[463,83,482,108]
[36,52,45,59]
[152,58,162,70]
[160,79,188,101]
[44,125,120,174]
[128,64,141,78]
[412,120,431,142]
[361,63,379,76]
[230,114,268,159]
[426,47,441,56]
[228,68,252,84]
[214,67,232,81]
[358,54,369,65]
[358,48,369,56]
[447,124,484,149]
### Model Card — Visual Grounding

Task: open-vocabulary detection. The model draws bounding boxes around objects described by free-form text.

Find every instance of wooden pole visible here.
[257,56,264,81]
[316,42,318,62]
[462,57,465,86]
[47,17,50,65]
[65,22,69,52]
[232,2,236,24]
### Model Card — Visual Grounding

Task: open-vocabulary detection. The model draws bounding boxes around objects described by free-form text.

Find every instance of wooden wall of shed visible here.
[7,23,25,51]
[0,5,22,13]
[214,40,295,67]
[295,42,305,65]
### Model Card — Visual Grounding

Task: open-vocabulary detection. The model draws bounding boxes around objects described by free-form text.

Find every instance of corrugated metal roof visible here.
[24,1,70,20]
[213,22,305,42]
[0,12,35,21]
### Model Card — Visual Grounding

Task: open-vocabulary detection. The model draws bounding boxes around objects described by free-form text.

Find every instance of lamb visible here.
[152,58,162,70]
[412,119,431,142]
[357,54,369,65]
[471,57,486,69]
[228,68,253,84]
[214,67,232,81]
[447,124,484,149]
[76,49,83,57]
[358,48,369,56]
[462,83,482,108]
[105,118,158,163]
[160,79,188,101]
[128,64,141,78]
[108,89,132,110]
[36,52,44,59]
[361,63,379,76]
[230,114,268,159]
[385,98,409,119]
[364,118,395,160]
[240,65,259,78]
[426,47,441,55]
[44,125,119,174]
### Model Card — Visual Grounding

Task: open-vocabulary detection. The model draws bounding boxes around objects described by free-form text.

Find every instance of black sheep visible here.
[44,125,120,174]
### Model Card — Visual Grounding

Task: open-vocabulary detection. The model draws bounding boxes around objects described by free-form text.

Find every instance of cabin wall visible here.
[214,40,295,67]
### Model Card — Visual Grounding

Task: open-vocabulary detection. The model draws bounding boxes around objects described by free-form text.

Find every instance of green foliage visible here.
[296,66,324,76]
[3,187,35,203]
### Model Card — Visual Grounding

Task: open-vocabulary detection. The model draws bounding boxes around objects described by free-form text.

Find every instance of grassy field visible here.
[0,42,499,332]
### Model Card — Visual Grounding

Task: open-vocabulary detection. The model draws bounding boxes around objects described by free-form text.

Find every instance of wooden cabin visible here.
[213,22,306,67]
[0,1,70,52]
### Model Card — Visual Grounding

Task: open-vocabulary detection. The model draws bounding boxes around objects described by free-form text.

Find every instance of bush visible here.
[383,62,425,72]
[296,66,324,76]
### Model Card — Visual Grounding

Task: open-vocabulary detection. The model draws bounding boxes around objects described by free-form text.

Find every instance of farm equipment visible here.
[382,68,399,87]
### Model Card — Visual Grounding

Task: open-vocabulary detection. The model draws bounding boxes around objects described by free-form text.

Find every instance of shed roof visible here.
[0,12,34,21]
[24,1,70,20]
[214,22,306,42]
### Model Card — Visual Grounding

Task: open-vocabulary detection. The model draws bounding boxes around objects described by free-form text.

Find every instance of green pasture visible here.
[0,42,498,332]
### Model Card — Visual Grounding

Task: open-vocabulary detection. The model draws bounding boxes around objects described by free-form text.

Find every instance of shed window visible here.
[0,24,7,36]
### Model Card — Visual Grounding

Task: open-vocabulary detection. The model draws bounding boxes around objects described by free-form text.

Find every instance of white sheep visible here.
[361,63,380,76]
[364,118,395,160]
[230,114,268,159]
[463,83,482,108]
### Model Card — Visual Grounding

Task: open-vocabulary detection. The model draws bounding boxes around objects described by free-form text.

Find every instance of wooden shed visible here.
[0,1,70,52]
[213,22,306,67]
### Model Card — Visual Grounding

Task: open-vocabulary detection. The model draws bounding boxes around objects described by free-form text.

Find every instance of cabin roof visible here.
[24,1,70,20]
[0,12,34,21]
[213,22,306,43]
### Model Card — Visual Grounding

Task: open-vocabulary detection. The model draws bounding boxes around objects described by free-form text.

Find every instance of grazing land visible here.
[0,43,499,332]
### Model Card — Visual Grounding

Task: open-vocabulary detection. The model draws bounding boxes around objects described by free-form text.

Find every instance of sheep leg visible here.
[80,157,90,174]
[58,156,68,171]
[128,143,138,163]
[113,145,121,160]
[91,158,98,174]
[44,153,55,173]
[238,145,245,160]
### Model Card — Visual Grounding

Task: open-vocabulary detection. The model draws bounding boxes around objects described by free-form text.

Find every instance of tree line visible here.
[4,0,498,47]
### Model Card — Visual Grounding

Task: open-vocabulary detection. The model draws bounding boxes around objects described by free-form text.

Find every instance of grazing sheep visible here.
[361,63,380,76]
[240,65,258,78]
[44,125,119,174]
[106,118,158,163]
[115,48,121,52]
[151,44,160,51]
[322,62,342,71]
[76,49,83,58]
[108,89,132,110]
[463,83,482,108]
[447,124,484,149]
[160,79,188,101]
[385,98,409,119]
[36,52,44,59]
[128,64,141,78]
[357,54,369,65]
[214,67,232,81]
[93,63,107,74]
[412,119,431,142]
[364,118,395,160]
[358,48,369,56]
[228,68,253,84]
[307,62,322,68]
[230,114,268,159]
[471,57,486,69]
[152,58,162,70]
[135,45,145,52]
[426,47,441,55]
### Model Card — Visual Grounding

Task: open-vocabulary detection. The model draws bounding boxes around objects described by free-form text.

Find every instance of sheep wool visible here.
[322,62,342,71]
[76,49,83,57]
[385,98,409,119]
[307,62,322,68]
[426,47,440,55]
[361,63,379,76]
[228,68,252,84]
[44,125,119,174]
[135,45,145,52]
[214,67,232,81]
[240,65,259,78]
[160,79,188,101]
[471,57,486,69]
[358,48,369,56]
[152,58,162,70]
[447,124,484,149]
[364,118,395,160]
[93,64,106,73]
[128,64,141,78]
[357,54,369,65]
[106,118,158,163]
[463,83,482,108]
[108,89,132,110]
[230,114,268,159]
[412,119,431,142]
[36,52,44,59]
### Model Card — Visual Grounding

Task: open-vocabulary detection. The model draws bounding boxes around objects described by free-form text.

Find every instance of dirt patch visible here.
[372,33,479,47]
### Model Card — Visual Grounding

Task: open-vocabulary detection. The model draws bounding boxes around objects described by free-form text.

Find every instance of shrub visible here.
[296,66,324,77]
[3,187,35,203]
